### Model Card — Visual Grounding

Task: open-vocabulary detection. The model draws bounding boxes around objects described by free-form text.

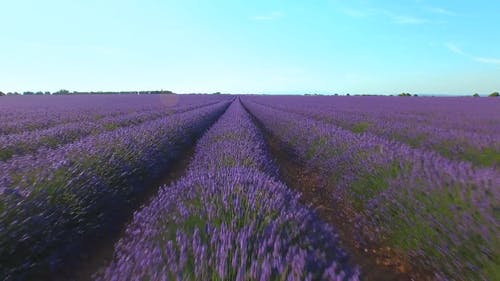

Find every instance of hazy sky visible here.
[1,0,499,95]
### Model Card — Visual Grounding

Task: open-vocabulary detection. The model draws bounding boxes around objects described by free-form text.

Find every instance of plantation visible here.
[0,94,498,281]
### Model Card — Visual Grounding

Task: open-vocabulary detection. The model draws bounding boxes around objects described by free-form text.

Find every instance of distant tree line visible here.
[19,91,51,95]
[52,89,176,95]
[303,93,421,97]
[299,92,500,97]
[304,93,391,96]
[2,90,499,97]
[0,90,176,96]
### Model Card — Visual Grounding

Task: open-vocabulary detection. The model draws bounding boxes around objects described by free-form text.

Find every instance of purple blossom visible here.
[98,100,358,281]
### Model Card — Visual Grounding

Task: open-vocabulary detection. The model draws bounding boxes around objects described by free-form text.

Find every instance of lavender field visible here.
[0,94,498,281]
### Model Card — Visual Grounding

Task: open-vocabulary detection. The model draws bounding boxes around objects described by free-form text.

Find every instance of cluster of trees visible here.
[398,92,418,97]
[473,92,499,97]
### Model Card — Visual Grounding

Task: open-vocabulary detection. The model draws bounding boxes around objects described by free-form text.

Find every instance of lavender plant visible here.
[98,100,359,281]
[242,98,499,281]
[0,95,227,136]
[0,99,223,161]
[249,95,500,169]
[0,99,231,280]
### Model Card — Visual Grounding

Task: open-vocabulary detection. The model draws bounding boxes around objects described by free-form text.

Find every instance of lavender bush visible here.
[249,95,500,169]
[0,98,231,280]
[0,99,222,161]
[0,95,227,136]
[242,98,499,281]
[98,100,359,281]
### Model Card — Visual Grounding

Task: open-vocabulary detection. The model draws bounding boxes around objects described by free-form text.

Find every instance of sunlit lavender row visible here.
[242,98,499,281]
[98,100,360,281]
[0,97,231,280]
[249,96,500,169]
[0,99,223,161]
[0,95,218,136]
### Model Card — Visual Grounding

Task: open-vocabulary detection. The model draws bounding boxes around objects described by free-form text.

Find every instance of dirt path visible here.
[248,113,434,281]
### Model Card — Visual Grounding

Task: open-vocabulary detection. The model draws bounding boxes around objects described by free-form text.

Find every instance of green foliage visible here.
[53,89,70,95]
[386,186,497,281]
[473,93,480,97]
[462,147,500,167]
[489,92,499,97]
[436,141,500,168]
[351,122,371,133]
[104,123,119,131]
[305,136,329,160]
[0,148,15,161]
[39,136,62,148]
[221,156,237,167]
[349,161,403,210]
[406,133,428,147]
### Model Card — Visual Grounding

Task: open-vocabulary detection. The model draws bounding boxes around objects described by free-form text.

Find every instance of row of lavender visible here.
[98,100,360,281]
[0,95,215,135]
[249,96,500,169]
[0,98,223,161]
[242,98,499,281]
[252,95,500,134]
[0,98,231,280]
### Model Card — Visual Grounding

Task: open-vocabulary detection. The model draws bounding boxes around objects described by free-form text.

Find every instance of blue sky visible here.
[1,0,499,95]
